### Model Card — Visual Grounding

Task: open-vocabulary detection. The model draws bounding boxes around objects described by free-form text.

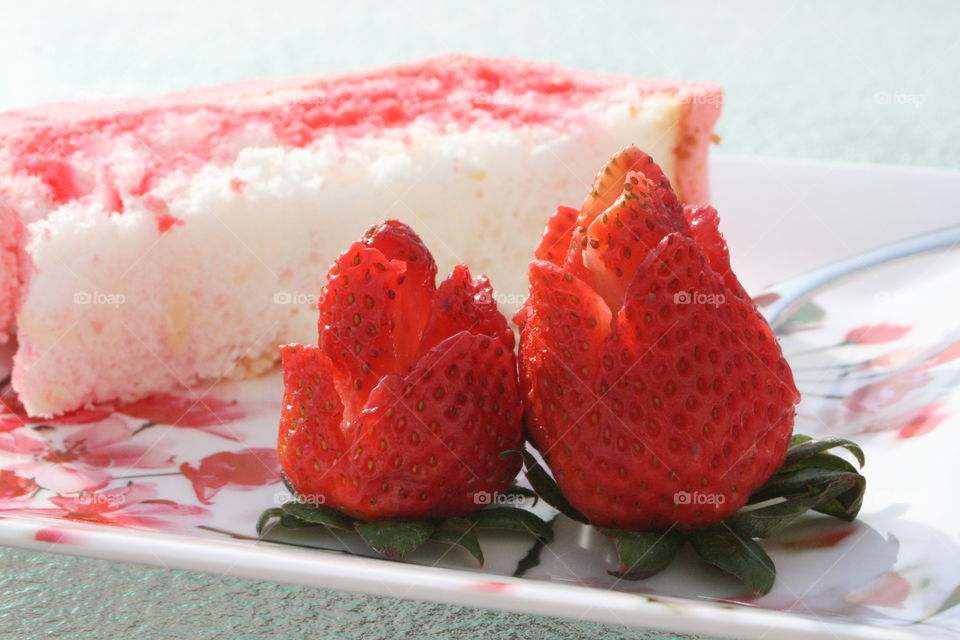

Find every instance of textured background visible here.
[1,1,957,638]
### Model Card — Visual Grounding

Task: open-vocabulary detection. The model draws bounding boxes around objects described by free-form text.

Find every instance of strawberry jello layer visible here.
[0,54,722,417]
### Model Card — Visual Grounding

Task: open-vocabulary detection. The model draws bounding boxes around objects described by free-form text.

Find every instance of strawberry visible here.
[279,220,522,521]
[534,205,579,265]
[683,203,749,300]
[516,146,800,531]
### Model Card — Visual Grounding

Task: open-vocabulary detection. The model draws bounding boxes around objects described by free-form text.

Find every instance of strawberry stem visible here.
[795,391,847,400]
[110,471,183,480]
[131,421,156,436]
[255,498,553,563]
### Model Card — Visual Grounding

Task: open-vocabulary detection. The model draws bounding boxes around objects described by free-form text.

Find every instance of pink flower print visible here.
[845,571,911,609]
[844,324,911,345]
[918,339,960,370]
[180,448,281,504]
[116,393,251,441]
[843,371,932,414]
[0,418,174,493]
[0,469,37,506]
[896,403,949,439]
[866,347,926,370]
[44,483,209,532]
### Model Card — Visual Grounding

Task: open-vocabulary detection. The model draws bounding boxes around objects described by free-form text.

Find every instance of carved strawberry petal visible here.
[320,243,431,418]
[420,265,514,354]
[534,205,579,266]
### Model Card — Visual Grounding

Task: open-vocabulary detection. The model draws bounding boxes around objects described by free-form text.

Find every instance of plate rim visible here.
[0,513,918,640]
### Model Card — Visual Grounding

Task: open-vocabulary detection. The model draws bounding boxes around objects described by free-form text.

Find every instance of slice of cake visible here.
[0,55,722,417]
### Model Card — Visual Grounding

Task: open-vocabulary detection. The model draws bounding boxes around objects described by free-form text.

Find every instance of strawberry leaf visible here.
[812,474,866,521]
[782,452,859,474]
[727,474,858,538]
[469,506,554,543]
[789,434,814,447]
[503,483,539,503]
[750,467,861,503]
[784,437,865,469]
[354,520,436,559]
[280,514,322,529]
[600,529,682,580]
[256,508,284,536]
[689,527,776,596]
[281,501,355,530]
[516,449,589,524]
[431,517,483,565]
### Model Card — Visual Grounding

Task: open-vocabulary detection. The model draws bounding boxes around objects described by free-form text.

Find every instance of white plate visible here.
[1,156,959,640]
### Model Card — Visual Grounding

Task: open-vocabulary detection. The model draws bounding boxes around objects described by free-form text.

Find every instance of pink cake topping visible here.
[1,55,719,222]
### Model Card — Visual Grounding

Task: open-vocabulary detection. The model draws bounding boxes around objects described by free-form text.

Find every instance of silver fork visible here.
[760,224,960,329]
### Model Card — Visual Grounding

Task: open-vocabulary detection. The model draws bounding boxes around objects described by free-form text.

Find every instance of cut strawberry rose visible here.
[279,220,522,522]
[516,146,800,531]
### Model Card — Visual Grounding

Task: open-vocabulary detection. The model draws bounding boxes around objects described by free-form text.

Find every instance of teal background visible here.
[1,1,957,638]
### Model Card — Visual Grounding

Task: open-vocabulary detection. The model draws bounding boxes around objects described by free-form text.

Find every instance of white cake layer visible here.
[15,90,685,416]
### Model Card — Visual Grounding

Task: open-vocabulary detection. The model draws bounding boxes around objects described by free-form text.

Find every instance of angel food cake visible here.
[0,55,722,417]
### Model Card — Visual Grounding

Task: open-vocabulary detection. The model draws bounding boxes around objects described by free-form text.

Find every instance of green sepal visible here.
[502,483,539,503]
[279,514,321,529]
[354,520,437,559]
[749,467,865,521]
[515,449,589,524]
[431,517,483,565]
[812,474,866,521]
[783,436,865,470]
[469,506,554,543]
[599,529,682,580]
[280,472,296,495]
[727,474,858,538]
[789,434,814,447]
[280,501,356,530]
[781,452,859,474]
[751,466,855,501]
[255,508,284,536]
[747,435,867,521]
[689,527,776,596]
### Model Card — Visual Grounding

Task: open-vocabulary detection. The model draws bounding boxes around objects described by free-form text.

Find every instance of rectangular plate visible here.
[2,156,959,640]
